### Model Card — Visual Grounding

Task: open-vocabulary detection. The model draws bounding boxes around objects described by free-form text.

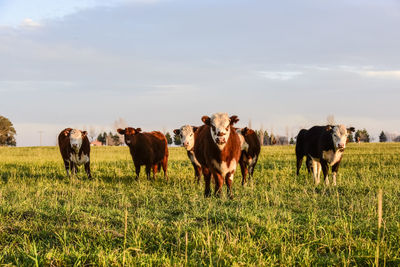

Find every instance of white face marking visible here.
[331,125,348,150]
[70,129,83,153]
[210,113,231,150]
[211,159,237,179]
[179,125,195,151]
[322,150,343,166]
[69,153,89,166]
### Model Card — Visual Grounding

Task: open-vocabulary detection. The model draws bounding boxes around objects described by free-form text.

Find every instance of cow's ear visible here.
[347,127,355,133]
[230,115,239,125]
[241,127,249,135]
[326,125,333,131]
[135,128,142,133]
[173,129,180,135]
[64,129,71,136]
[117,128,126,135]
[81,131,88,137]
[192,126,198,133]
[202,116,211,126]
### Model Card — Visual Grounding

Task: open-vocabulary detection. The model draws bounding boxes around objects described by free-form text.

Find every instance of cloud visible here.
[257,71,303,81]
[358,70,400,79]
[20,18,41,28]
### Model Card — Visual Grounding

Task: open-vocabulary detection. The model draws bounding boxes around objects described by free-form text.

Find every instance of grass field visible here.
[0,143,399,266]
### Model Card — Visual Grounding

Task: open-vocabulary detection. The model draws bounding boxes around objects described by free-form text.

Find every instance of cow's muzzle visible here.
[216,137,226,145]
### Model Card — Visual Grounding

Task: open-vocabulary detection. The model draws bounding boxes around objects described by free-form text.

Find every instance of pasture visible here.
[0,143,399,265]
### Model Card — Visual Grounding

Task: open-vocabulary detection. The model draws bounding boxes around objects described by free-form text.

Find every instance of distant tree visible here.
[379,131,387,142]
[0,115,16,146]
[173,132,181,145]
[165,132,173,145]
[111,132,122,146]
[355,129,370,143]
[97,132,107,145]
[394,136,400,142]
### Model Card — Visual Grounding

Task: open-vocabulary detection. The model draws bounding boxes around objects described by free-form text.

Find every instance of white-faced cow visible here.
[58,128,92,178]
[237,127,261,186]
[296,125,355,186]
[173,125,202,183]
[117,127,168,180]
[194,113,241,198]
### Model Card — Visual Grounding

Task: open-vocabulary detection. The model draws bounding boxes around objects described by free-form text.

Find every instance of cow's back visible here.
[244,129,260,157]
[303,126,332,158]
[131,132,167,165]
[193,125,211,166]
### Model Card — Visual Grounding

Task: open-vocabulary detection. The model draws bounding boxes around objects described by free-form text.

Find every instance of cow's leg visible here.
[249,156,257,179]
[162,155,168,180]
[296,155,303,176]
[239,158,248,186]
[306,156,313,174]
[134,162,141,180]
[152,164,158,180]
[214,173,224,198]
[84,162,92,179]
[193,163,201,184]
[225,172,234,199]
[145,164,152,180]
[63,160,70,177]
[331,162,340,186]
[203,167,212,197]
[312,160,320,185]
[321,161,330,186]
[70,162,77,177]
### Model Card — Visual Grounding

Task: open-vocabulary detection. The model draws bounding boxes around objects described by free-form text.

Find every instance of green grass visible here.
[0,143,399,266]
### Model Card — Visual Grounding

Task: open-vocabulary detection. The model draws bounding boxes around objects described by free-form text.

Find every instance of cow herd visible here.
[58,112,354,198]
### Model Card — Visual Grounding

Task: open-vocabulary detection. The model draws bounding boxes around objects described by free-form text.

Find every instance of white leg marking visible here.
[312,161,320,185]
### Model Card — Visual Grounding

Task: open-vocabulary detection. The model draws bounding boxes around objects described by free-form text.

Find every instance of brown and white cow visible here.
[296,125,355,186]
[58,128,92,178]
[237,127,261,186]
[194,113,241,198]
[173,125,202,183]
[117,127,168,180]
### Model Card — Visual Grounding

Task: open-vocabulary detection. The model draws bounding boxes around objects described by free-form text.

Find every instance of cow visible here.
[117,127,168,180]
[173,125,202,183]
[295,125,355,186]
[58,128,92,178]
[237,127,261,186]
[194,113,242,198]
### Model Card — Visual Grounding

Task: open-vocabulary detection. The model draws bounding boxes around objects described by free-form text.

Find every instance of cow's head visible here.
[173,125,198,151]
[65,129,87,153]
[117,127,142,145]
[202,113,239,150]
[327,125,355,151]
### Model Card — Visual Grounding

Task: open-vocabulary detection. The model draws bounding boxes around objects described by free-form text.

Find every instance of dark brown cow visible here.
[117,127,168,180]
[237,127,261,186]
[194,113,241,198]
[58,128,92,178]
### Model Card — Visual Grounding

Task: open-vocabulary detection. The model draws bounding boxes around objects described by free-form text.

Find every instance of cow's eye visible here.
[211,125,216,131]
[225,127,229,131]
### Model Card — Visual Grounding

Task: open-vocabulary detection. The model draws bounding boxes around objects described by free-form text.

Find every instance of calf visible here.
[117,127,168,180]
[237,127,261,186]
[58,128,92,178]
[173,125,202,183]
[296,125,355,186]
[194,113,241,198]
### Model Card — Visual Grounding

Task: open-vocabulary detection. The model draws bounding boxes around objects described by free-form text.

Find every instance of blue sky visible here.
[1,0,400,146]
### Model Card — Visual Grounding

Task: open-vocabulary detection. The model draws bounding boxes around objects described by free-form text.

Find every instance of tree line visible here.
[0,115,399,146]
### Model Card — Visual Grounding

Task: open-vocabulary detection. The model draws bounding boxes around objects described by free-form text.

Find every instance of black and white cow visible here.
[173,125,202,183]
[296,125,355,186]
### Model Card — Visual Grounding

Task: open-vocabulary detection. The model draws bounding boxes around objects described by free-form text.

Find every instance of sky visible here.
[1,0,400,146]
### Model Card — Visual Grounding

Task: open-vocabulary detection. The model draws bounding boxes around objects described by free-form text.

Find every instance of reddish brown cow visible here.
[194,113,241,198]
[238,127,261,186]
[58,128,92,178]
[117,127,168,180]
